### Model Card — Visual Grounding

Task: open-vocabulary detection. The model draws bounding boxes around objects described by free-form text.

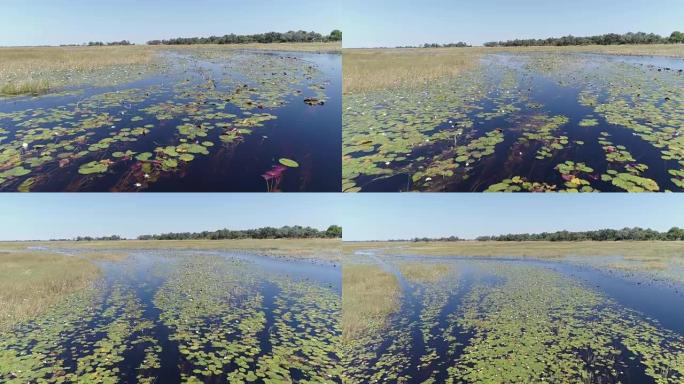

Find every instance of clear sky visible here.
[1,194,682,241]
[338,194,684,241]
[0,0,341,46]
[0,194,344,240]
[343,0,684,47]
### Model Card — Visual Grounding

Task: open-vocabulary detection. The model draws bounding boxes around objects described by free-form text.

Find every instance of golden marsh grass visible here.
[343,48,480,93]
[343,44,684,93]
[396,262,454,283]
[0,250,99,332]
[342,264,400,342]
[0,45,157,95]
[1,238,342,261]
[0,42,340,96]
[343,240,684,259]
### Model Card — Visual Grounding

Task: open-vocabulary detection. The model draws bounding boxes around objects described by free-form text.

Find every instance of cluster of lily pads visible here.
[0,250,342,383]
[451,263,684,383]
[0,50,330,191]
[153,255,342,383]
[343,52,684,192]
[342,262,462,383]
[0,283,157,383]
[342,257,684,383]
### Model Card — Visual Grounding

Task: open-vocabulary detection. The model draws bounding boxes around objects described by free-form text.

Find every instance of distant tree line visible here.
[408,236,462,242]
[147,30,342,46]
[484,31,684,47]
[476,227,684,241]
[85,40,133,46]
[397,42,471,48]
[74,235,123,241]
[137,225,342,240]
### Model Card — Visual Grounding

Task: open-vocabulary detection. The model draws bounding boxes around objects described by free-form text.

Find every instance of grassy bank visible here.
[396,261,454,283]
[343,44,684,93]
[0,250,99,332]
[0,45,158,96]
[342,264,400,342]
[343,48,480,93]
[0,238,342,261]
[0,42,340,97]
[484,43,684,57]
[343,240,684,259]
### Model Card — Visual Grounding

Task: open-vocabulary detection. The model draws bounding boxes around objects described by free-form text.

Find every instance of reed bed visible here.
[0,251,99,332]
[343,48,480,93]
[396,262,454,283]
[1,239,342,261]
[0,45,157,96]
[343,240,684,259]
[342,263,401,342]
[343,44,684,93]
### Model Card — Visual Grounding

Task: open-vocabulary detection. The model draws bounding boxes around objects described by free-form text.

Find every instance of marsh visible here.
[342,242,684,383]
[0,240,341,383]
[343,45,684,192]
[0,44,342,192]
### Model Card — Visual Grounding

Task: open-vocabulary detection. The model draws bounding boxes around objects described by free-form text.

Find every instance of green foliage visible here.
[325,225,343,238]
[485,31,681,47]
[329,30,343,42]
[137,225,342,240]
[476,227,684,241]
[147,30,340,45]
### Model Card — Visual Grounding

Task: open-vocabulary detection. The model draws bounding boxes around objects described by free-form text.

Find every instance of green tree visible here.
[329,30,342,42]
[671,31,684,43]
[325,225,343,238]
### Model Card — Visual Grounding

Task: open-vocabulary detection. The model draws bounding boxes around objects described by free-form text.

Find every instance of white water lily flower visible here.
[135,183,142,187]
[22,142,28,149]
[144,174,150,179]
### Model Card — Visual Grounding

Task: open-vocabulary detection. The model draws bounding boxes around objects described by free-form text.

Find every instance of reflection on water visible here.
[343,53,684,192]
[343,252,684,383]
[0,249,341,383]
[0,50,341,192]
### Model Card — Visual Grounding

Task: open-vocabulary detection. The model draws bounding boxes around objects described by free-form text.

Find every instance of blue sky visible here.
[338,194,684,241]
[0,194,343,240]
[0,194,682,241]
[343,0,684,47]
[0,0,341,46]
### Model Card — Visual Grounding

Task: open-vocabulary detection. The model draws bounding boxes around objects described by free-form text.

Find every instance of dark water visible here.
[0,50,341,192]
[357,53,684,192]
[360,253,684,383]
[3,249,341,383]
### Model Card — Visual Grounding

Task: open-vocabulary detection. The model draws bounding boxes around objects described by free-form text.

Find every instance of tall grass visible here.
[396,262,453,283]
[0,251,99,332]
[1,239,342,261]
[343,48,480,93]
[343,240,684,259]
[343,44,684,93]
[0,79,50,96]
[0,43,340,96]
[342,264,400,342]
[0,45,157,96]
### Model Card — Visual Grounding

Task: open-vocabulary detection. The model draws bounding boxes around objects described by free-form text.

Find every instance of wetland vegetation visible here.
[0,41,341,191]
[343,44,684,192]
[343,242,684,383]
[0,238,341,383]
